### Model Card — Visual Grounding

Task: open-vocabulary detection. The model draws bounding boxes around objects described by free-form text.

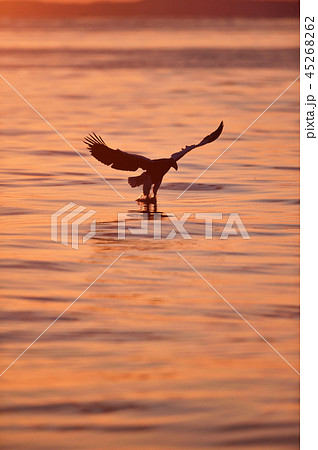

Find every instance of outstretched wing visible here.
[84,133,153,172]
[171,121,224,162]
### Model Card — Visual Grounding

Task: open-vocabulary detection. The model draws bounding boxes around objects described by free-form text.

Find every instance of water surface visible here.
[0,18,299,449]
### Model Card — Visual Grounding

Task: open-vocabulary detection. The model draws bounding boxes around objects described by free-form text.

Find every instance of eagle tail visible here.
[128,172,148,188]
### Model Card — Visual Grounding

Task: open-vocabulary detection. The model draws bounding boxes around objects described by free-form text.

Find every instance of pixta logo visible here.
[117,212,250,240]
[51,203,96,249]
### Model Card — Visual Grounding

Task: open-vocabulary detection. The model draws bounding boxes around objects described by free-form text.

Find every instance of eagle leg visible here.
[153,182,161,195]
[142,177,152,198]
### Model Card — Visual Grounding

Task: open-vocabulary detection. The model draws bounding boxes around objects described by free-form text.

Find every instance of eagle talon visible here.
[136,195,156,204]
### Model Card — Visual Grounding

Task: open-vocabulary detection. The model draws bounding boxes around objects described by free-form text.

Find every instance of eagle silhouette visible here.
[84,121,223,202]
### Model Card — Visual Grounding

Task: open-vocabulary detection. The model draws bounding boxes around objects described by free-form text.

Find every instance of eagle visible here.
[84,121,223,202]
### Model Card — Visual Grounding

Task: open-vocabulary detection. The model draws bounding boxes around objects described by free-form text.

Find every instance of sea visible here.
[0,17,299,449]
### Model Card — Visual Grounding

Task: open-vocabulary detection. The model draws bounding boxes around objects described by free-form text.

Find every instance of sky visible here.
[0,0,300,19]
[0,0,300,5]
[34,0,139,2]
[26,0,298,2]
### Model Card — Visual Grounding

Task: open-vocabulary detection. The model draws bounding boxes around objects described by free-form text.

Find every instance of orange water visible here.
[0,18,299,449]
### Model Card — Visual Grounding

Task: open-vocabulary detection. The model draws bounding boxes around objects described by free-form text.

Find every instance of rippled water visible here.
[1,18,299,449]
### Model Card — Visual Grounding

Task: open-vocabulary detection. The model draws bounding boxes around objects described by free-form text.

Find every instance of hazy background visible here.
[0,0,299,18]
[1,1,299,449]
